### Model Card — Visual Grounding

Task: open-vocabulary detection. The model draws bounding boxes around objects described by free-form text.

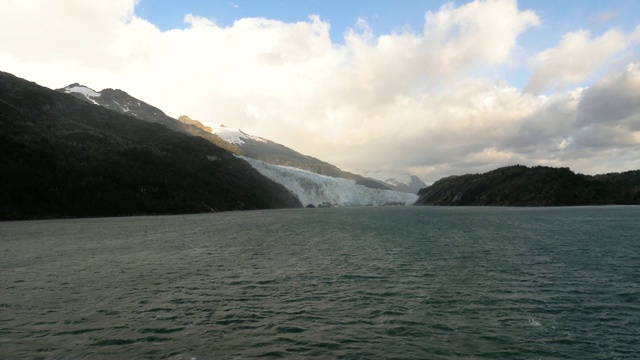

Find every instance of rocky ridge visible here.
[57,84,240,154]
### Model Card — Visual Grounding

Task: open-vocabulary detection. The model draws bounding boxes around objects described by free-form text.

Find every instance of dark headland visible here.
[415,165,640,206]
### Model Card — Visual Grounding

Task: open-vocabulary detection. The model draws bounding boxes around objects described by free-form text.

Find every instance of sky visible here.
[1,0,640,183]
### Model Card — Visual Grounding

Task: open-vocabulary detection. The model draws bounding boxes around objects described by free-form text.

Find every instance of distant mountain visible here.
[1,72,300,220]
[181,115,390,190]
[415,165,640,206]
[239,156,418,207]
[355,170,427,194]
[382,174,427,194]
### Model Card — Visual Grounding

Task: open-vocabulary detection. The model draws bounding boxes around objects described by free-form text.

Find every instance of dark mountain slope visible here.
[415,165,640,206]
[0,71,301,220]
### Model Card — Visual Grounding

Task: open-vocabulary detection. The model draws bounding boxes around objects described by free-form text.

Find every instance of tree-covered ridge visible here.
[415,165,640,206]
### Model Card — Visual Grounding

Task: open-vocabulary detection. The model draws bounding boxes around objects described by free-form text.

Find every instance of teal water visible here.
[1,206,639,359]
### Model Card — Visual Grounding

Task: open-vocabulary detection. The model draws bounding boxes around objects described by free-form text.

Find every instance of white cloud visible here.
[525,29,632,93]
[0,0,639,183]
[184,13,217,28]
[0,0,139,66]
[423,0,539,71]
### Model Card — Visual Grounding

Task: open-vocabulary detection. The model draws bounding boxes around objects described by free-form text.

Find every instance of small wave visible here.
[55,328,103,335]
[139,327,185,334]
[143,307,174,313]
[91,336,171,346]
[275,325,307,334]
[256,350,287,358]
[90,338,136,346]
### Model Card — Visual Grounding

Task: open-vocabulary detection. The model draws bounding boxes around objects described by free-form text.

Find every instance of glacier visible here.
[238,156,419,207]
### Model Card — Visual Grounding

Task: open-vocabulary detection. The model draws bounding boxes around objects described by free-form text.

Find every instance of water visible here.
[1,206,639,359]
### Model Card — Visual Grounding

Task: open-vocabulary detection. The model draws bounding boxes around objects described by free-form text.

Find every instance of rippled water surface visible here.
[1,206,639,359]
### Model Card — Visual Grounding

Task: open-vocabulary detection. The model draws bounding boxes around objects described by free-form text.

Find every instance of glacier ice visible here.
[238,156,418,207]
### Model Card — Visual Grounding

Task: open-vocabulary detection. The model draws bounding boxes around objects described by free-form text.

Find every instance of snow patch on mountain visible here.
[213,125,267,145]
[112,100,130,114]
[238,156,418,207]
[63,84,101,105]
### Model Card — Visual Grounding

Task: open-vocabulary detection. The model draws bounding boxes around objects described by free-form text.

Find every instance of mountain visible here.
[239,156,418,207]
[1,71,301,220]
[180,116,390,190]
[58,84,410,209]
[56,83,419,208]
[382,173,427,194]
[172,117,419,206]
[177,115,213,133]
[58,84,239,153]
[354,170,427,194]
[415,165,640,206]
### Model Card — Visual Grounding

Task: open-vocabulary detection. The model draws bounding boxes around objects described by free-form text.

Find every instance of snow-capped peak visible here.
[213,124,268,145]
[385,173,414,187]
[63,84,101,105]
